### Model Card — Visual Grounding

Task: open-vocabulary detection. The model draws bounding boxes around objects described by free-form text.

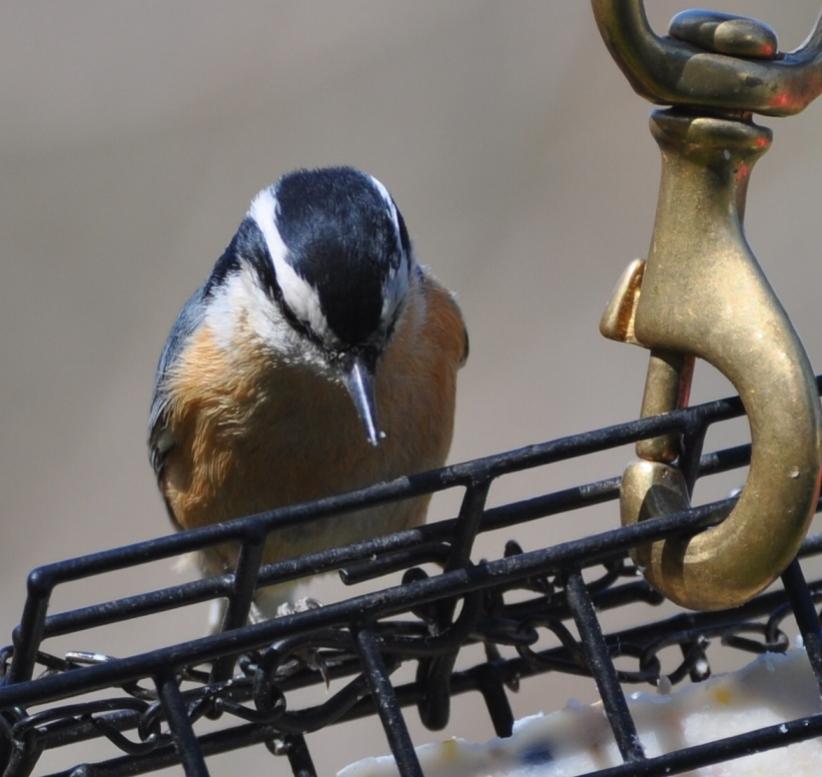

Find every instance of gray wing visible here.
[148,283,209,479]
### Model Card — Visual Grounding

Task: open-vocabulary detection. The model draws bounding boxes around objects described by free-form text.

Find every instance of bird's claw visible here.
[272,598,332,686]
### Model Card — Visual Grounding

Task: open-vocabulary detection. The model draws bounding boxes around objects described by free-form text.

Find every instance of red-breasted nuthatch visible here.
[148,167,467,622]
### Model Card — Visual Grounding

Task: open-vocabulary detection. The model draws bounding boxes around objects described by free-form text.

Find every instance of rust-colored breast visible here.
[159,271,466,572]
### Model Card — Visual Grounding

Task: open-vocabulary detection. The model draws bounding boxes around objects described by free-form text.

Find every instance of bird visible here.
[148,166,468,626]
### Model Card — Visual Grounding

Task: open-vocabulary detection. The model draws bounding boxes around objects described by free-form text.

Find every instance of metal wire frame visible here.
[1,379,822,776]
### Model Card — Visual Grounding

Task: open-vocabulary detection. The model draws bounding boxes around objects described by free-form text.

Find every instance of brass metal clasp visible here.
[591,0,822,117]
[594,2,822,610]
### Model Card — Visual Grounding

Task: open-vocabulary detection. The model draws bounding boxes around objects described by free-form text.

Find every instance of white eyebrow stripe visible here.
[369,173,410,314]
[247,186,331,339]
[369,174,401,241]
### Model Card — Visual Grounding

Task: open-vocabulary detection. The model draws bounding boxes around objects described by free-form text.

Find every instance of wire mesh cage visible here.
[2,379,822,776]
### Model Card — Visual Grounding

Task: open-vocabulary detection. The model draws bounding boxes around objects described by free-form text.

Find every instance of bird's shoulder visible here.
[417,267,469,367]
[148,283,209,479]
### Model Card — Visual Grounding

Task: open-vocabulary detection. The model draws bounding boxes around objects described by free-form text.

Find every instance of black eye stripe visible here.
[279,296,324,349]
[384,303,403,342]
[258,270,325,350]
[396,208,411,256]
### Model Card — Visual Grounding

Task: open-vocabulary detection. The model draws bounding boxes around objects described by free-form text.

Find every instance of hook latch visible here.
[599,110,821,610]
[594,1,822,610]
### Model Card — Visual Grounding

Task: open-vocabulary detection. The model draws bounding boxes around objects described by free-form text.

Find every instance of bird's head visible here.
[204,167,415,446]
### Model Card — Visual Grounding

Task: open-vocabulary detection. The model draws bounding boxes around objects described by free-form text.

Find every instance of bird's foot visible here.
[273,597,322,617]
[271,598,333,686]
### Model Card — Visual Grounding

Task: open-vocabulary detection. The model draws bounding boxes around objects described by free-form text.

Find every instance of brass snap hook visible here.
[594,2,822,610]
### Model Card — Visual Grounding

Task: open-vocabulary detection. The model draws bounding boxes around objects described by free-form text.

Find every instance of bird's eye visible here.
[275,294,326,348]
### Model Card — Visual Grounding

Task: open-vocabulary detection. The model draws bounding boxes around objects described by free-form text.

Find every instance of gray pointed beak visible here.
[342,357,383,447]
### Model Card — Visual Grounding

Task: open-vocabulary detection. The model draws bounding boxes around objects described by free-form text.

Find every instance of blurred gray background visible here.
[2,2,820,774]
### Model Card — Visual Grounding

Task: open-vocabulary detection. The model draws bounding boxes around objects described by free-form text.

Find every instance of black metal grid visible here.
[2,378,822,776]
